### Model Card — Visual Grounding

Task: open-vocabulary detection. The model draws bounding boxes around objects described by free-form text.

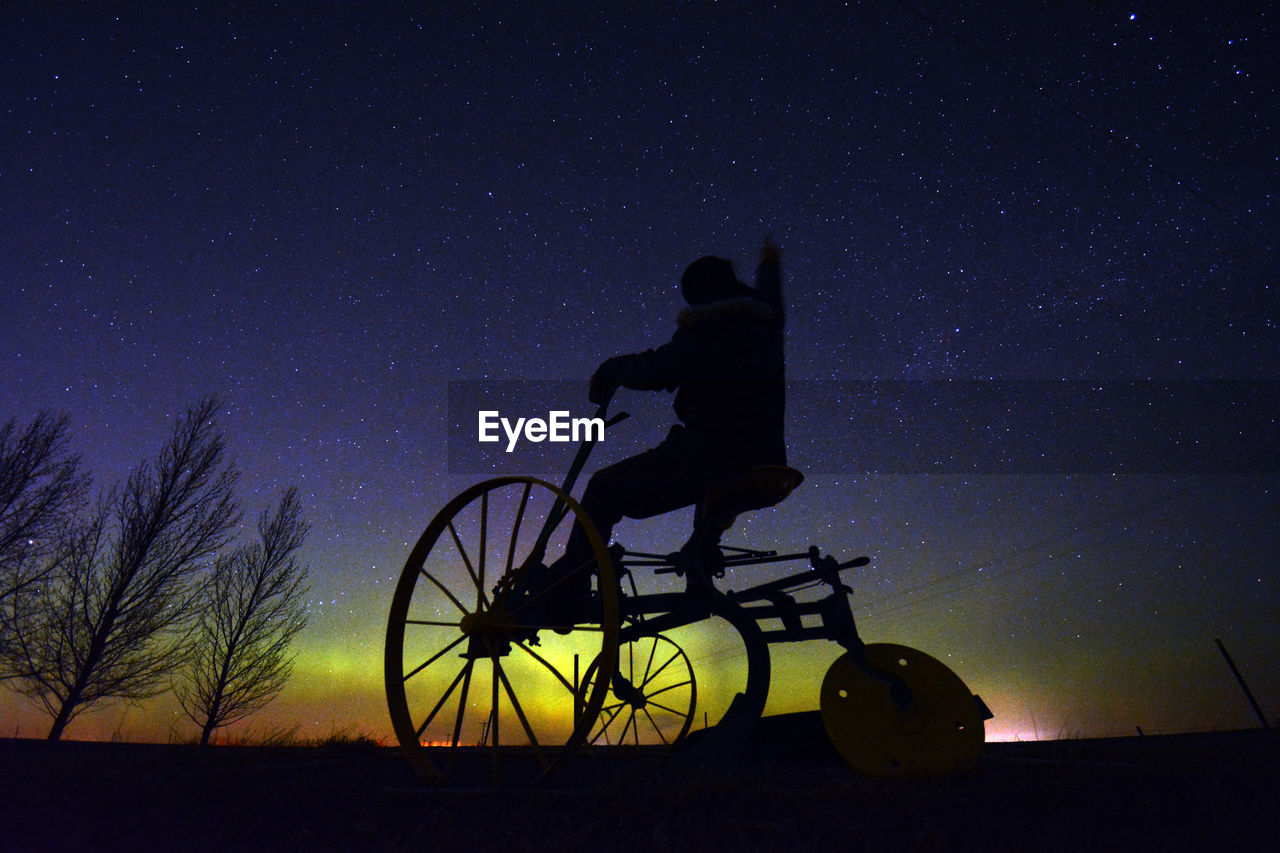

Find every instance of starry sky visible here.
[2,1,1277,744]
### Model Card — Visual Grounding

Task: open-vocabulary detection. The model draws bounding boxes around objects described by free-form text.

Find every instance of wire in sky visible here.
[857,477,1274,618]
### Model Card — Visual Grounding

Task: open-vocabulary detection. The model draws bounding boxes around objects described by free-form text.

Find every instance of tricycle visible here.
[385,400,989,782]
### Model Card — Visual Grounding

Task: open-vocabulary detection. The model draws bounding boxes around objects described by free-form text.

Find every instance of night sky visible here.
[3,1,1277,744]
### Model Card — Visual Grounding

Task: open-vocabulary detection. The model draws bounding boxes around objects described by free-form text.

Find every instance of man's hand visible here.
[761,240,781,265]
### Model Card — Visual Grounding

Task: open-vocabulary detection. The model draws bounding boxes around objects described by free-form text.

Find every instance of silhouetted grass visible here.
[1,729,1276,851]
[173,722,384,749]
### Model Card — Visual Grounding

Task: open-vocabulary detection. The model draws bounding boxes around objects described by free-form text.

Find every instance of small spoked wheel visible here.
[384,476,618,782]
[820,643,984,777]
[579,633,697,747]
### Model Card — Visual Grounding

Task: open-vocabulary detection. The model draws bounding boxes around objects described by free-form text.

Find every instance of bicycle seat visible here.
[700,465,804,532]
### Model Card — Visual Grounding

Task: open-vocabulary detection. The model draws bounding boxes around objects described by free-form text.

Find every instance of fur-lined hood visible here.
[676,295,776,328]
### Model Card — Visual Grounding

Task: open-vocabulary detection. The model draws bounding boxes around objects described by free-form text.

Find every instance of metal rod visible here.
[558,402,624,499]
[529,400,616,562]
[1215,637,1271,730]
[727,559,851,599]
[573,654,580,732]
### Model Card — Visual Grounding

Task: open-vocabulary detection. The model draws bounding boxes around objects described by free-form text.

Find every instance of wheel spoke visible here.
[419,567,471,616]
[497,660,548,769]
[620,709,637,745]
[641,707,669,745]
[446,520,487,609]
[402,633,467,683]
[402,617,464,628]
[510,637,577,693]
[448,658,475,749]
[645,678,693,700]
[640,638,659,686]
[641,649,681,689]
[417,660,471,740]
[594,702,626,744]
[647,698,689,718]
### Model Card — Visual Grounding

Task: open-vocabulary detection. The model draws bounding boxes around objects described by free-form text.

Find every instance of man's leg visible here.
[551,434,707,597]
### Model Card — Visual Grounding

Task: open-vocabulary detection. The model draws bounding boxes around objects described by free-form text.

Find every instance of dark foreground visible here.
[1,718,1277,852]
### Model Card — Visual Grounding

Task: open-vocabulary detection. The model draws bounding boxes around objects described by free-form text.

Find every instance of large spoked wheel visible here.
[820,643,984,777]
[578,633,696,747]
[385,476,619,782]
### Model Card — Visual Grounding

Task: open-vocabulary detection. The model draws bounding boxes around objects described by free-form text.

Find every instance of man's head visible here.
[681,256,742,305]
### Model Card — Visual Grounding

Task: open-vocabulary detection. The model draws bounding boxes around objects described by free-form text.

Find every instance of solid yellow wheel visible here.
[578,633,696,747]
[385,477,618,782]
[820,643,984,777]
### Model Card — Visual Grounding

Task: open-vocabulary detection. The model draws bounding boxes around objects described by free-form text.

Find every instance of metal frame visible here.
[603,540,898,740]
[386,397,988,779]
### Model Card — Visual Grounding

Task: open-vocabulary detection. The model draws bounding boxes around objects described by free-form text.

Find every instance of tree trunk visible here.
[199,716,217,746]
[47,698,76,741]
[47,624,108,741]
[199,692,223,745]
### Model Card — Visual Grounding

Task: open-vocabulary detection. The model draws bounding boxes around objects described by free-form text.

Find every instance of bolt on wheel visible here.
[820,643,984,777]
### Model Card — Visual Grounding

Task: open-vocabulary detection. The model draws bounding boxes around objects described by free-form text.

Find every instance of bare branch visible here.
[175,488,310,744]
[0,412,89,664]
[2,398,242,739]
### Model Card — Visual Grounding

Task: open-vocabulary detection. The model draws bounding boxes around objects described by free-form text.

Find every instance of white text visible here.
[478,410,605,452]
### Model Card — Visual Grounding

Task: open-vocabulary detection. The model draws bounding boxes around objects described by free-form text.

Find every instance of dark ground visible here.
[1,716,1277,852]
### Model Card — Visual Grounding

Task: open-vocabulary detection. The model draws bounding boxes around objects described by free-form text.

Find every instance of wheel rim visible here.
[385,476,618,781]
[580,633,696,747]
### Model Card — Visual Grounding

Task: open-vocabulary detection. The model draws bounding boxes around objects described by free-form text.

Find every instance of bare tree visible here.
[177,488,310,744]
[0,412,89,665]
[4,398,240,740]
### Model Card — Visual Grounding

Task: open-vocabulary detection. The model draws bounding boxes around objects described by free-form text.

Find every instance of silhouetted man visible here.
[546,242,787,612]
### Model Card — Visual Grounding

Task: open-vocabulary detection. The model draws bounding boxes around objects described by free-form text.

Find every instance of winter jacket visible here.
[594,258,786,469]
